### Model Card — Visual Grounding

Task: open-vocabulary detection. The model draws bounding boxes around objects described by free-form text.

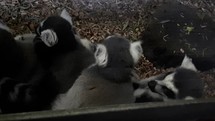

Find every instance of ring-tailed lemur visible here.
[134,55,203,102]
[52,35,143,110]
[34,9,95,93]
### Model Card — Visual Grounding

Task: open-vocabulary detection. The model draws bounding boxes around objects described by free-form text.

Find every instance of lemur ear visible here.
[40,20,45,28]
[130,41,143,64]
[180,55,197,71]
[94,44,108,67]
[41,29,58,47]
[36,20,45,35]
[60,9,73,26]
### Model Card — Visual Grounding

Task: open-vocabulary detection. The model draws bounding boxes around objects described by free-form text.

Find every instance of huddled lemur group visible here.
[0,9,203,114]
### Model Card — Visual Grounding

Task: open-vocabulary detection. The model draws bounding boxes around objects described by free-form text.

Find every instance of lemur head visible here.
[35,9,76,50]
[93,35,143,82]
[135,55,203,102]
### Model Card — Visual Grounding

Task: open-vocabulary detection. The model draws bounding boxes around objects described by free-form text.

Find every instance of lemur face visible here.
[147,72,178,100]
[134,55,203,102]
[87,35,143,83]
[94,35,143,68]
[51,35,141,110]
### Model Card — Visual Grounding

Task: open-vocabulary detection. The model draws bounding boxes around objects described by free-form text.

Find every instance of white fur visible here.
[60,9,73,26]
[75,35,94,52]
[184,96,195,100]
[131,71,140,83]
[41,29,58,47]
[134,87,165,101]
[35,20,45,35]
[0,21,11,32]
[106,35,114,40]
[52,94,67,110]
[14,34,36,42]
[130,41,143,64]
[79,38,93,51]
[147,89,165,100]
[180,55,197,72]
[94,44,108,67]
[40,20,45,27]
[106,34,122,40]
[138,74,166,85]
[157,73,179,94]
[14,35,24,41]
[134,88,146,97]
[134,87,171,101]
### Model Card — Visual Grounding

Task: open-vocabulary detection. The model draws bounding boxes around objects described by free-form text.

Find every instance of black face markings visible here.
[103,36,134,68]
[161,86,176,99]
[148,80,157,92]
[134,64,203,102]
[147,80,175,98]
[93,36,143,83]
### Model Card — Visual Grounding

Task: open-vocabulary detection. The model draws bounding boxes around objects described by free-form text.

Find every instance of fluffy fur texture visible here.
[134,55,203,102]
[0,24,24,78]
[0,22,58,113]
[52,35,143,110]
[34,9,95,93]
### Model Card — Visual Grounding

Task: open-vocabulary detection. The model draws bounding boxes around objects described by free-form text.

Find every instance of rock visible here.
[141,1,215,71]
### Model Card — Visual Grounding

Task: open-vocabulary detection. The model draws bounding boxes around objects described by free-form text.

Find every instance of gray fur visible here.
[34,10,95,93]
[134,55,203,102]
[52,36,142,110]
[52,67,135,109]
